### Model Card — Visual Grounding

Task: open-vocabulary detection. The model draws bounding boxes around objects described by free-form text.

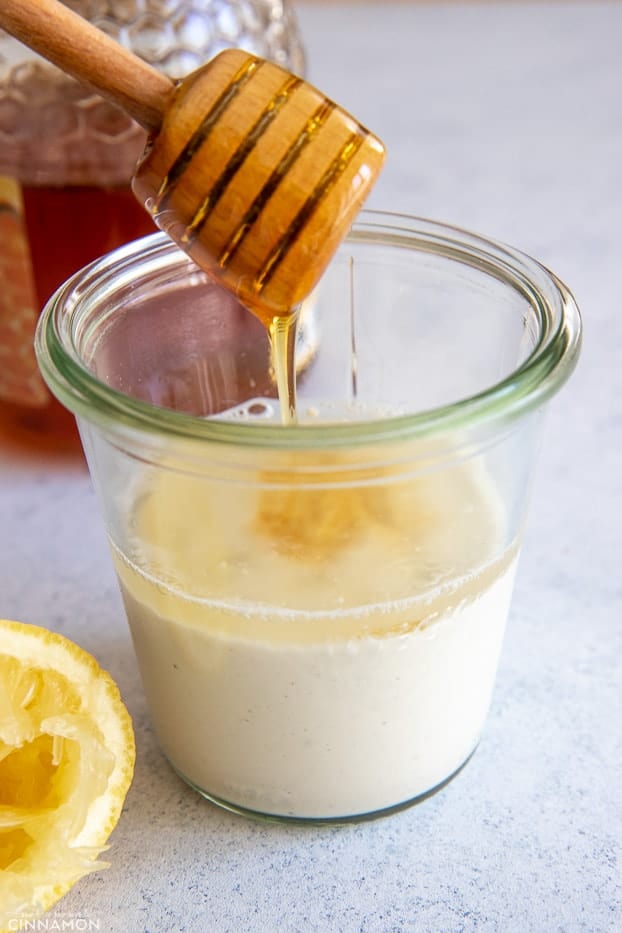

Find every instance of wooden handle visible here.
[0,0,386,318]
[0,0,173,131]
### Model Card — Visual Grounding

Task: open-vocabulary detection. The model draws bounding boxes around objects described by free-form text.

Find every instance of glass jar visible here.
[0,0,305,452]
[35,213,581,821]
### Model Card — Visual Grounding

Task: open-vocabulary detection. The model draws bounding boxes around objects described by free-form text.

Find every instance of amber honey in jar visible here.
[0,0,305,452]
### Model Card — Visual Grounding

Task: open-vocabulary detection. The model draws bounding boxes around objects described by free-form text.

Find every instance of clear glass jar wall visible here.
[35,214,581,820]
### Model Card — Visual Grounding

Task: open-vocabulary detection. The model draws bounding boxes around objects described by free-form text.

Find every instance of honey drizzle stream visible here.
[269,311,299,425]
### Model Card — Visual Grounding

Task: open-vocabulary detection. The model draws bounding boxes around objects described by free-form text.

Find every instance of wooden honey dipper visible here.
[0,0,386,325]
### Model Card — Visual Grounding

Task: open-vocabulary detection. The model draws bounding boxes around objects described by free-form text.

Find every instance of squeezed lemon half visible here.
[0,619,135,929]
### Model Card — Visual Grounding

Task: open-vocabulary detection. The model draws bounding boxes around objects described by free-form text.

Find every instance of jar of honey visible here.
[0,0,305,453]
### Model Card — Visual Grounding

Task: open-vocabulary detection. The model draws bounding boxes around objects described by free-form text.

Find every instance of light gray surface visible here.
[1,3,620,931]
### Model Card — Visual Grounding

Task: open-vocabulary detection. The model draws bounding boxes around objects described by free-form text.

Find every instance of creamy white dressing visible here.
[112,440,517,818]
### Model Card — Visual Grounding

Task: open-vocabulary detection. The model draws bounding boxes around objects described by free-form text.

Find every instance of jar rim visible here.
[35,210,582,449]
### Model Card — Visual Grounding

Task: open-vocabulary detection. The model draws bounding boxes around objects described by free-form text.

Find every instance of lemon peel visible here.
[0,619,135,930]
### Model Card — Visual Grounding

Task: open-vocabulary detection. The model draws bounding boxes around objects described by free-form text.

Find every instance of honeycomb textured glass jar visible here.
[0,0,306,185]
[0,0,305,429]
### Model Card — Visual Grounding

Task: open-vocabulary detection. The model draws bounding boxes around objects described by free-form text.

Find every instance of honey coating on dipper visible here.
[133,49,385,321]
